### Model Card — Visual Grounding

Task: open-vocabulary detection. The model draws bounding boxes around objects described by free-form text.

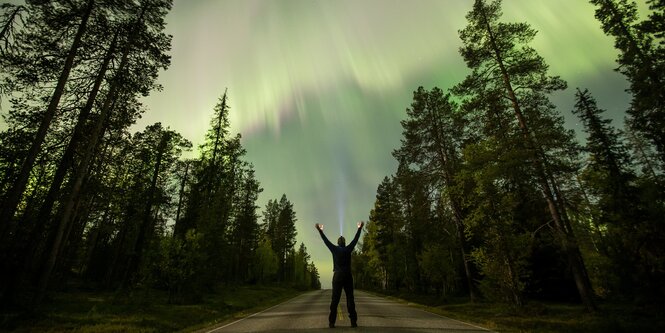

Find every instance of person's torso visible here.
[331,246,352,272]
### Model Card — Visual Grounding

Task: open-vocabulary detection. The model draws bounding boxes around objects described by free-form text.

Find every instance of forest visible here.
[352,0,664,312]
[0,0,664,331]
[0,0,320,314]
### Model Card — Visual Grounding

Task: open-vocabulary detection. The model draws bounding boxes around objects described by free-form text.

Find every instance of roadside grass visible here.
[0,285,304,333]
[369,291,665,333]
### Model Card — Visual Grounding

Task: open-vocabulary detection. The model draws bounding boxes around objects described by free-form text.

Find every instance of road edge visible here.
[190,290,315,333]
[358,289,496,332]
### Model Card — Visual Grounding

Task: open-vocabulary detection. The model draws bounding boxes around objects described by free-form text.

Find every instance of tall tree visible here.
[573,88,665,298]
[367,177,405,290]
[573,88,634,199]
[228,167,262,282]
[0,0,94,229]
[181,89,232,236]
[455,0,595,310]
[33,0,173,305]
[393,86,476,300]
[590,0,665,165]
[273,194,297,281]
[122,123,191,287]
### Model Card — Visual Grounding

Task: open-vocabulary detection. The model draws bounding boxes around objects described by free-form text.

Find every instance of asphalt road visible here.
[201,289,493,333]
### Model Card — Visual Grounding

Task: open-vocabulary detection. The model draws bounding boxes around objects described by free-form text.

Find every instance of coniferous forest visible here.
[0,0,319,313]
[0,0,664,331]
[353,0,664,312]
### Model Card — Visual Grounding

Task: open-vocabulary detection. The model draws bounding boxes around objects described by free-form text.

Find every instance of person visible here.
[315,221,364,328]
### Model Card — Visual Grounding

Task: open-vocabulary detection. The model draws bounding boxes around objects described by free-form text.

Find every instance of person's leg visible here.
[330,273,343,327]
[343,273,357,327]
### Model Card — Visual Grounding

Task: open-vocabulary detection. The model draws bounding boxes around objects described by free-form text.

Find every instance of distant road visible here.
[200,289,493,333]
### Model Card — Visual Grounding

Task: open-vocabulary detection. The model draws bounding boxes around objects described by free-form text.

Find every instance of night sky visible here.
[7,0,646,286]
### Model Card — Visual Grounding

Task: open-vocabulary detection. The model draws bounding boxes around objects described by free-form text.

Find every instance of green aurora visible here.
[135,0,641,285]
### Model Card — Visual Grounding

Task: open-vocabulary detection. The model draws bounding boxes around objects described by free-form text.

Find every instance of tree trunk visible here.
[426,99,477,301]
[479,6,596,311]
[174,162,190,237]
[32,36,132,307]
[2,31,122,296]
[627,130,660,182]
[121,132,170,288]
[31,29,120,241]
[0,0,94,227]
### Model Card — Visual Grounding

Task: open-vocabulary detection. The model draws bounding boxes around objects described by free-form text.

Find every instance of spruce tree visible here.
[590,0,665,165]
[573,88,665,298]
[274,194,297,281]
[368,176,405,290]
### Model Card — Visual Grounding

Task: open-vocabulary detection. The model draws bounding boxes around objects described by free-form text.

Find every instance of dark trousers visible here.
[330,271,357,325]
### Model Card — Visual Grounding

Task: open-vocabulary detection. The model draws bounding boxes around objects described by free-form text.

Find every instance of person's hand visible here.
[357,221,364,229]
[315,223,323,231]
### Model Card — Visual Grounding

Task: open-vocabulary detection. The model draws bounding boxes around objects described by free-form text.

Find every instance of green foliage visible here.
[357,0,664,310]
[152,230,206,304]
[375,292,665,333]
[367,177,406,290]
[0,16,320,308]
[590,0,665,164]
[572,88,665,299]
[252,236,279,283]
[418,243,457,297]
[263,194,298,282]
[0,285,304,332]
[471,232,531,307]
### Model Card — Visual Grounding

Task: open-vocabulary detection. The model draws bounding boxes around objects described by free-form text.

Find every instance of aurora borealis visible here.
[136,0,645,285]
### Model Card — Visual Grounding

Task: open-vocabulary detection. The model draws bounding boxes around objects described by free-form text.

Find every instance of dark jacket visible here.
[318,227,362,273]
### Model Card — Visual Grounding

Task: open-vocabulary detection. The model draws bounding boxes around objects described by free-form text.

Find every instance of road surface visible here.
[201,289,492,333]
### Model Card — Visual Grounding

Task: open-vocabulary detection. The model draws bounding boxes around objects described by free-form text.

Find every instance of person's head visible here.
[337,236,346,246]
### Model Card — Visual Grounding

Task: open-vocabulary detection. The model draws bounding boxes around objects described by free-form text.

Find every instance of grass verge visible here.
[366,290,665,333]
[0,285,305,333]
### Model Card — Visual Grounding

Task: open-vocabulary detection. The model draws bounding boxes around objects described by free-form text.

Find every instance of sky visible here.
[132,0,642,286]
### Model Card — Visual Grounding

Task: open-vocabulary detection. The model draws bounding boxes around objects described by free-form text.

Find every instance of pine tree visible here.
[121,123,191,287]
[455,0,594,310]
[0,0,95,229]
[32,0,173,305]
[393,86,477,300]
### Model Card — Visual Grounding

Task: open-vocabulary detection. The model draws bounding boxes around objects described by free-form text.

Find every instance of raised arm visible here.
[315,223,335,251]
[348,221,364,249]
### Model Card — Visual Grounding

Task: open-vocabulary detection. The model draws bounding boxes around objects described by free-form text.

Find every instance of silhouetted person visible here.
[315,221,364,328]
